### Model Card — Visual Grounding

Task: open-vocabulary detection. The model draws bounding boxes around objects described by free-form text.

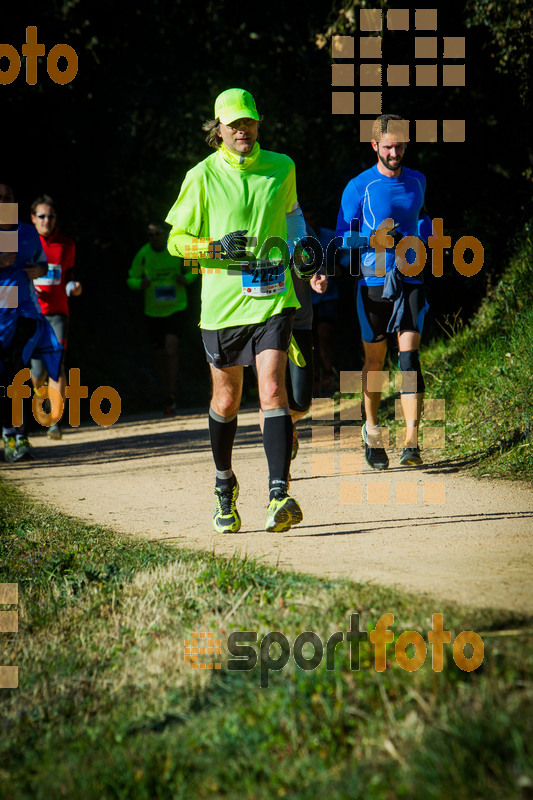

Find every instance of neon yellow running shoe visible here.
[265,492,303,533]
[213,480,241,534]
[2,433,17,463]
[14,437,35,461]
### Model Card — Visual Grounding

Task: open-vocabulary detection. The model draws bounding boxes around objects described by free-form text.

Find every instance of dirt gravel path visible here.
[3,408,532,613]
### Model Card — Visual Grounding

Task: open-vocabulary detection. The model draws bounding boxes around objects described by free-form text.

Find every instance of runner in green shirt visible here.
[128,222,196,414]
[166,88,312,534]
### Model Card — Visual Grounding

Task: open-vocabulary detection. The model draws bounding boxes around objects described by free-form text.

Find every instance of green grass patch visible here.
[422,220,533,480]
[1,479,531,798]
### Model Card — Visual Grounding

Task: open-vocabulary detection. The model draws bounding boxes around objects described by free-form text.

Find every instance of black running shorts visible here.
[357,282,428,343]
[201,308,294,368]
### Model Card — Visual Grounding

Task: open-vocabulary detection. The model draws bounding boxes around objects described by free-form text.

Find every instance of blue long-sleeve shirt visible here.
[336,164,429,286]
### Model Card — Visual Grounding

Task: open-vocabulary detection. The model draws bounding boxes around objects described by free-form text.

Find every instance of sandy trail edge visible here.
[3,408,532,614]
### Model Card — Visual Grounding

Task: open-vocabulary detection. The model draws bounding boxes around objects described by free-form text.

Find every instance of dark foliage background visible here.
[2,0,531,412]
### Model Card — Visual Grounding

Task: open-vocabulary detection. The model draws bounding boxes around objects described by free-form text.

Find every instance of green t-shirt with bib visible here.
[127,245,195,318]
[165,143,300,330]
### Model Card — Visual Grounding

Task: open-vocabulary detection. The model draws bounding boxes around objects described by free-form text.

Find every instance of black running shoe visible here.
[400,446,423,466]
[362,422,389,470]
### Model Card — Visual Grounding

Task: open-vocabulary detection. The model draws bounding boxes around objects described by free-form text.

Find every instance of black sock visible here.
[263,408,292,498]
[209,407,237,489]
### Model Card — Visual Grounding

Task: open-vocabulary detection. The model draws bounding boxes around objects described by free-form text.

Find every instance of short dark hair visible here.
[31,194,56,215]
[371,114,407,142]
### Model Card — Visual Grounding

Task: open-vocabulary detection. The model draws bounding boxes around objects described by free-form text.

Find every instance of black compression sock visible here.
[209,407,237,489]
[263,408,292,496]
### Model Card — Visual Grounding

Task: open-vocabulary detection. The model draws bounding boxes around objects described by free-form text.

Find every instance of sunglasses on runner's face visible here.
[36,214,56,219]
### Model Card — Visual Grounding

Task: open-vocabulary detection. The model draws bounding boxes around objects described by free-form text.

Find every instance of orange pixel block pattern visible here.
[331,4,465,142]
[184,631,222,670]
[184,237,221,274]
[1,583,19,690]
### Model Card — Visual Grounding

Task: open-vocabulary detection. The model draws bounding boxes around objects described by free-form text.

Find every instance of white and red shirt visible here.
[33,229,76,316]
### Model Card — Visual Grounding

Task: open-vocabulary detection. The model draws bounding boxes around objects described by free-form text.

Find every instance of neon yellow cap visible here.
[214,88,259,125]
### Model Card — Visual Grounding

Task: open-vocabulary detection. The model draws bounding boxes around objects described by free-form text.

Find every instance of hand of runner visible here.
[370,221,402,249]
[310,272,328,294]
[208,230,250,260]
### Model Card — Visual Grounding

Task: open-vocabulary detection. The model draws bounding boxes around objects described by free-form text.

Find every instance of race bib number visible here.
[34,264,61,286]
[154,285,177,302]
[240,261,286,296]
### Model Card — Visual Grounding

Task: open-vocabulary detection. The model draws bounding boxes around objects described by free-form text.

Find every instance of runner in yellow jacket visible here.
[166,88,309,534]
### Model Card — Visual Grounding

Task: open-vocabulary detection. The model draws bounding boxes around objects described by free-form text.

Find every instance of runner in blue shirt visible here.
[0,183,62,461]
[336,115,431,469]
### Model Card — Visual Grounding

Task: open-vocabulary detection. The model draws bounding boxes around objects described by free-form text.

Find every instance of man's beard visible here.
[378,151,402,171]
